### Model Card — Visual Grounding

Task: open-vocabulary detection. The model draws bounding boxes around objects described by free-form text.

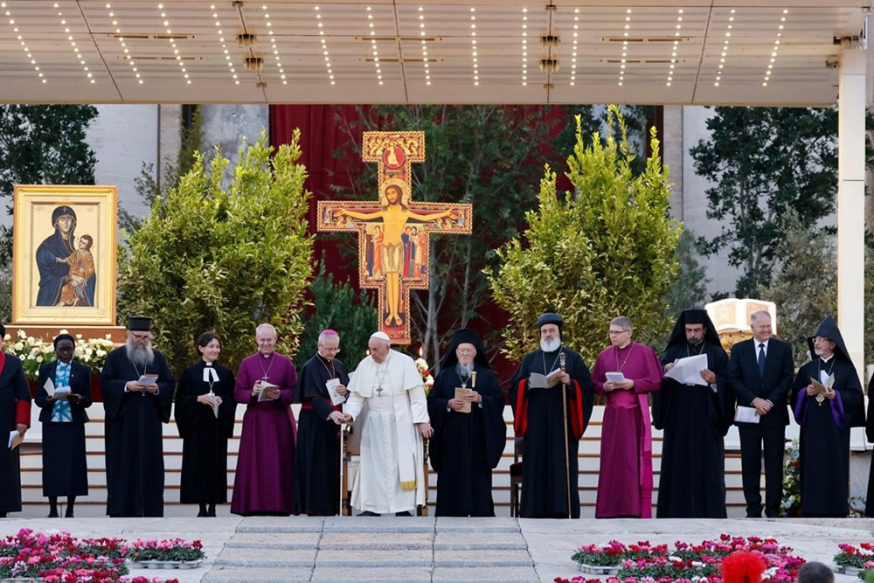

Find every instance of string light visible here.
[471,7,478,86]
[570,8,578,86]
[619,9,631,86]
[763,9,787,87]
[521,8,528,86]
[211,4,238,85]
[4,3,46,83]
[419,7,430,85]
[314,6,334,85]
[157,4,191,84]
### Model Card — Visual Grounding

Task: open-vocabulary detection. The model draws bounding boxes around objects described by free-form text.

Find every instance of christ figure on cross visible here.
[336,180,457,327]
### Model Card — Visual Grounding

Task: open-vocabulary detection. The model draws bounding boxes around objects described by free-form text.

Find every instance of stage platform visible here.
[0,516,872,583]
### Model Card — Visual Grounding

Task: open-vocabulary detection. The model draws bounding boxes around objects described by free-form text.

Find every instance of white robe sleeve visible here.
[408,384,429,424]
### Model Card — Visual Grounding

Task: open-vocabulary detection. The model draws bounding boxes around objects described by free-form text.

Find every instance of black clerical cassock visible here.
[792,316,863,517]
[427,329,505,517]
[294,351,350,516]
[101,342,174,517]
[509,313,594,519]
[653,308,732,519]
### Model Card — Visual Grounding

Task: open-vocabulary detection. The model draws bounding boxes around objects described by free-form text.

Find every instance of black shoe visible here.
[395,511,413,517]
[357,511,380,516]
[65,511,74,518]
[47,512,59,518]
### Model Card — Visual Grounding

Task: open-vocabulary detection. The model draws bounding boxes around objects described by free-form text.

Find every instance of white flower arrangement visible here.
[3,329,116,380]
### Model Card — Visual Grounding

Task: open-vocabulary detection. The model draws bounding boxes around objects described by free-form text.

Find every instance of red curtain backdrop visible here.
[269,104,571,384]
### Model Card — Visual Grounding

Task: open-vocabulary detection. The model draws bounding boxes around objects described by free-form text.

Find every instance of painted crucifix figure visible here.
[317,131,472,344]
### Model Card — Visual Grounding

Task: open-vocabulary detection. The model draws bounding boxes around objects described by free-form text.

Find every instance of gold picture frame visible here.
[12,185,118,326]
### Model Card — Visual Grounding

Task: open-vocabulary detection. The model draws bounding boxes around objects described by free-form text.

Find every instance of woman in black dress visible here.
[35,333,92,518]
[175,332,236,517]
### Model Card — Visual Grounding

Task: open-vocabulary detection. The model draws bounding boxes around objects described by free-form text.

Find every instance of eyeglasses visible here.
[608,330,631,336]
[321,347,341,353]
[131,333,151,342]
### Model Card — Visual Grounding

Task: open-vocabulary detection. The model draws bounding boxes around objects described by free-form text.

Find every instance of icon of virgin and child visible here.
[35,205,96,307]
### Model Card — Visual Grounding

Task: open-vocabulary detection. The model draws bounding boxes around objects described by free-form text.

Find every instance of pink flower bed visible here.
[0,528,193,582]
[563,534,806,583]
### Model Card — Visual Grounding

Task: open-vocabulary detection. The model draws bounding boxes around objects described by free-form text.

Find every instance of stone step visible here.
[208,516,536,582]
[215,547,317,568]
[203,566,314,583]
[202,564,541,583]
[225,532,322,550]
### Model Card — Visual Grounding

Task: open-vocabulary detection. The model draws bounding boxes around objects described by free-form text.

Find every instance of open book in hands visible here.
[528,368,563,389]
[258,381,280,402]
[810,374,835,403]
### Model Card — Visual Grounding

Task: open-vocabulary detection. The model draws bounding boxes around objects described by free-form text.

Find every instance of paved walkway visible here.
[1,516,873,582]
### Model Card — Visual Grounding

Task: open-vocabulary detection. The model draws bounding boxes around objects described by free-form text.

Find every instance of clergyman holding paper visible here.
[791,316,863,517]
[100,316,175,517]
[590,316,663,519]
[653,308,732,518]
[509,312,594,518]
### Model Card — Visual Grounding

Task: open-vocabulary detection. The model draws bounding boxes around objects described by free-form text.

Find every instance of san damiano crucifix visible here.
[316,131,473,344]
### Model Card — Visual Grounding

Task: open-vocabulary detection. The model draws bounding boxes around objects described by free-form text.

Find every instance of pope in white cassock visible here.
[341,331,432,516]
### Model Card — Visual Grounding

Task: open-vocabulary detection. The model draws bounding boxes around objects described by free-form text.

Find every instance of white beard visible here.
[540,337,561,353]
[455,361,474,379]
[126,338,155,368]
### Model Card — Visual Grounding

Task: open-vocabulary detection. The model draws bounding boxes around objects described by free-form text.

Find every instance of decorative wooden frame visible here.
[11,185,118,326]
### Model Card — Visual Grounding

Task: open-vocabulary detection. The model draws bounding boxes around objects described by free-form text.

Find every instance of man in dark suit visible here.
[728,310,794,518]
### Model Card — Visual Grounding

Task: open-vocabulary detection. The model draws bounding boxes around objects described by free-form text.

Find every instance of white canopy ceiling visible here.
[0,0,869,106]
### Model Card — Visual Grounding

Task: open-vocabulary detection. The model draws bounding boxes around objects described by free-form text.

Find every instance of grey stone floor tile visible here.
[215,547,317,568]
[310,566,433,582]
[201,565,314,583]
[236,516,326,533]
[435,517,521,532]
[432,566,540,583]
[433,548,534,567]
[315,549,433,567]
[226,532,321,549]
[434,531,527,550]
[322,516,436,533]
[319,531,433,550]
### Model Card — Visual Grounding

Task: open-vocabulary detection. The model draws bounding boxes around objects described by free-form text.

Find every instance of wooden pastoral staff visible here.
[317,131,472,345]
[318,131,472,515]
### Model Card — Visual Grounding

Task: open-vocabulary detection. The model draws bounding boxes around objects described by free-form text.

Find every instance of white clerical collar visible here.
[820,354,834,363]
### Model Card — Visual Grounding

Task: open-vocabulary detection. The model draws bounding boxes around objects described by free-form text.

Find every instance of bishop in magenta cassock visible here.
[231,323,298,516]
[591,316,663,519]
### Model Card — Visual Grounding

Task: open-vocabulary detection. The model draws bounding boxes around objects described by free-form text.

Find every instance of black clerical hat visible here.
[440,328,491,369]
[128,316,152,332]
[537,312,563,331]
[664,308,721,349]
[806,315,851,363]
